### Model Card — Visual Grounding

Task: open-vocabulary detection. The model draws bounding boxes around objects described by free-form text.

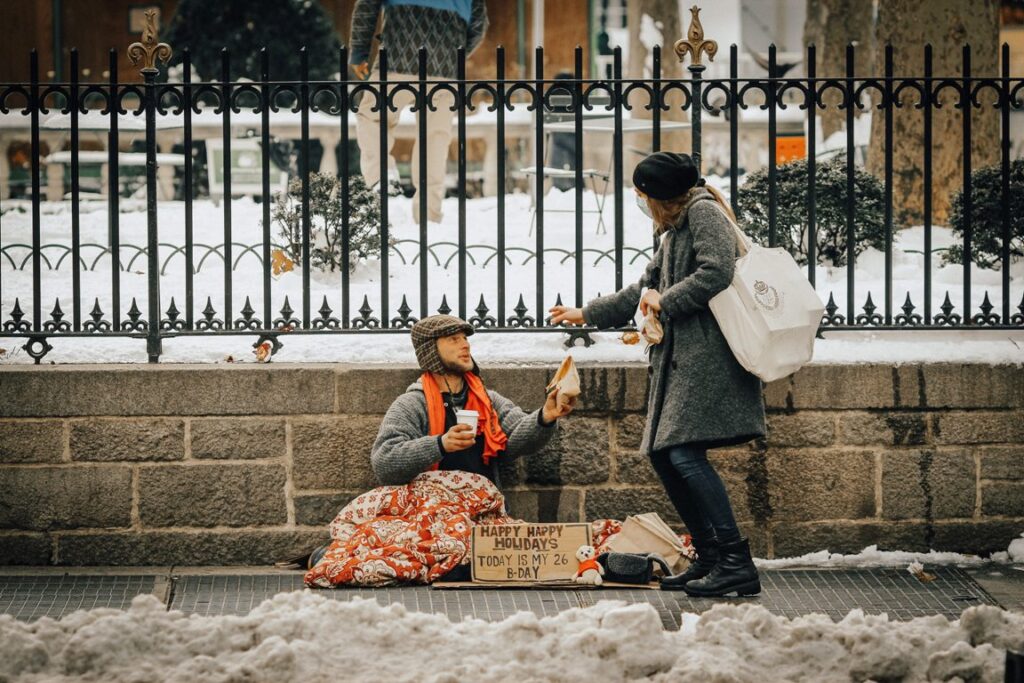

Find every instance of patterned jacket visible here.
[349,0,489,78]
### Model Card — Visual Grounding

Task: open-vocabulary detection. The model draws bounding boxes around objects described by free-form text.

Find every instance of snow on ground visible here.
[0,592,1021,683]
[756,541,1024,569]
[1,189,1022,365]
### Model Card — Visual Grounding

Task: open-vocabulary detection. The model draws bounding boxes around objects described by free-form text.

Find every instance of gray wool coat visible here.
[370,379,556,485]
[583,189,766,455]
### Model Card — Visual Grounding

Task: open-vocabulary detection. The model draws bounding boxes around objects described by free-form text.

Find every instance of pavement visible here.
[1,563,1021,629]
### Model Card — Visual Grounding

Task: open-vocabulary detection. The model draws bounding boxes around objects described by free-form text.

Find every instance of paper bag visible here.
[546,354,581,411]
[633,288,664,346]
[604,512,690,573]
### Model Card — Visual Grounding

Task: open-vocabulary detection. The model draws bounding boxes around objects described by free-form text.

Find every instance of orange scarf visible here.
[422,372,509,470]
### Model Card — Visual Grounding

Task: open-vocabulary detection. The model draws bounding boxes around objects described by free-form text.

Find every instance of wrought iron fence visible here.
[0,9,1022,364]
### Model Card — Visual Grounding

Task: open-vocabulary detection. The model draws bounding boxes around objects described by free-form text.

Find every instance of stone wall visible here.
[0,362,1021,565]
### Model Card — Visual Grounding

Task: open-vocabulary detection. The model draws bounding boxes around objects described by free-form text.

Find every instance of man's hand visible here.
[549,305,584,326]
[352,62,370,80]
[639,289,661,316]
[441,423,476,452]
[542,387,576,424]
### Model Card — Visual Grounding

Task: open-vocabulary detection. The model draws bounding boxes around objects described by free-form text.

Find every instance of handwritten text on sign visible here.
[471,523,592,583]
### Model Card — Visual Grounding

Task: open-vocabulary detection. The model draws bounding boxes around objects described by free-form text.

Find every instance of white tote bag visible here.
[707,207,826,383]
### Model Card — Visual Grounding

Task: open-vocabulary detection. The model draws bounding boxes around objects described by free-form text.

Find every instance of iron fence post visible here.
[674,6,717,172]
[127,9,171,362]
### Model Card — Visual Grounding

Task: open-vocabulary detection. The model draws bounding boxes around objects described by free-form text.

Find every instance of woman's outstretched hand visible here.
[639,289,661,316]
[548,305,584,326]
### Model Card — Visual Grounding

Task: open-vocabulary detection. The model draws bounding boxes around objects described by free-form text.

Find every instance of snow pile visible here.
[756,544,1015,570]
[0,592,1021,683]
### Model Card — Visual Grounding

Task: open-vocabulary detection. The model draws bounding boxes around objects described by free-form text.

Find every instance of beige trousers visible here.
[356,72,455,223]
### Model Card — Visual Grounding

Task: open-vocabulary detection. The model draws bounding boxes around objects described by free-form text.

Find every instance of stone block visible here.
[573,365,649,414]
[478,367,553,412]
[770,522,929,558]
[763,376,790,410]
[294,492,360,526]
[291,416,382,490]
[932,411,1024,445]
[790,365,896,409]
[138,463,287,527]
[980,446,1024,480]
[55,529,329,566]
[614,414,645,451]
[190,418,286,460]
[708,449,760,524]
[893,366,923,409]
[981,482,1024,517]
[739,523,770,559]
[496,457,526,487]
[334,367,423,414]
[881,449,975,520]
[584,487,681,526]
[503,488,582,523]
[837,411,928,447]
[931,520,1024,555]
[70,418,184,461]
[766,449,876,521]
[0,533,53,564]
[0,365,336,417]
[613,449,659,486]
[0,466,131,531]
[0,420,64,463]
[766,412,834,447]
[920,364,1024,409]
[527,417,610,485]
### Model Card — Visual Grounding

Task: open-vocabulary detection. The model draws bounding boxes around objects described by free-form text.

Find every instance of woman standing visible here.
[550,151,766,597]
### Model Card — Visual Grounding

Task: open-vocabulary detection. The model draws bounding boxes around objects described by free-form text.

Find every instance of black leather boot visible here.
[660,539,719,591]
[682,538,761,597]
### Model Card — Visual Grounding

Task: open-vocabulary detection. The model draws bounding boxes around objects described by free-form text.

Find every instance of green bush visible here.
[738,155,887,267]
[272,172,382,272]
[944,159,1024,270]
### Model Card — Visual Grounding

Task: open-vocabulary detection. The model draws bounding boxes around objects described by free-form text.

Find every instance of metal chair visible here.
[519,92,612,236]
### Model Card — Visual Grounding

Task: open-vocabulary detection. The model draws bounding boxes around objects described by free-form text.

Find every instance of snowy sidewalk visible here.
[1,564,1019,627]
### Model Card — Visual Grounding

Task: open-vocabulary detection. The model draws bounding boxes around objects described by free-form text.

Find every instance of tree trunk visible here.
[867,0,1000,225]
[803,0,876,140]
[626,0,689,157]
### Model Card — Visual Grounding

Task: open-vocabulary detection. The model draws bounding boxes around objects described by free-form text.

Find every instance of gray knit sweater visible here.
[370,379,556,485]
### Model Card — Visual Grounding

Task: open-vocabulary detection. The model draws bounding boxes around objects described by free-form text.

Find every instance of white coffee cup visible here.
[455,409,479,433]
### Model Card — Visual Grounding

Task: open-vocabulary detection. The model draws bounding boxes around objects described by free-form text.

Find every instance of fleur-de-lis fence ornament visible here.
[127,9,171,74]
[674,6,718,67]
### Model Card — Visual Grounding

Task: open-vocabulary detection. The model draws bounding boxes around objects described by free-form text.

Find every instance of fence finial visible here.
[127,9,172,74]
[674,5,717,66]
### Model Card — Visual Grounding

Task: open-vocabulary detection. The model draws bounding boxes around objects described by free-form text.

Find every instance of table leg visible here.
[46,162,64,201]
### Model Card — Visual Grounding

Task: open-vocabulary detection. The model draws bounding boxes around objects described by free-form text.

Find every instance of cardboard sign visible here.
[470,523,592,583]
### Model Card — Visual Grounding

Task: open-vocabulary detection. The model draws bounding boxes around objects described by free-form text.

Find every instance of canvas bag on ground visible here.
[707,205,826,383]
[604,512,690,573]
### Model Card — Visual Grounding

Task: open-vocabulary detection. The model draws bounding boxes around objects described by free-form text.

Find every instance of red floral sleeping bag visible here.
[304,470,622,588]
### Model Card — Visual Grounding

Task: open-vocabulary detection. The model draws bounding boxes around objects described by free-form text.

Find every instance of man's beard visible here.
[441,356,474,374]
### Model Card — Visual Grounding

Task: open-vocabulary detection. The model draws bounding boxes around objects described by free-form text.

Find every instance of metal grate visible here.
[578,567,999,629]
[0,568,999,628]
[0,575,156,621]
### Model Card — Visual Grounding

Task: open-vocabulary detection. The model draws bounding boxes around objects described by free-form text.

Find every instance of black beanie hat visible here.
[632,152,701,200]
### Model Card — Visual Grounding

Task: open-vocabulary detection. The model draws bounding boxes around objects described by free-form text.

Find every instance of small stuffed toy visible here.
[574,545,605,586]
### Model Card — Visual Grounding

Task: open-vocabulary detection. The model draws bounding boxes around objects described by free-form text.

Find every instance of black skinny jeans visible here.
[650,444,742,548]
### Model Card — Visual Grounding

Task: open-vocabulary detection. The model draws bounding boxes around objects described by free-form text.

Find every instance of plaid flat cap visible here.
[410,315,475,373]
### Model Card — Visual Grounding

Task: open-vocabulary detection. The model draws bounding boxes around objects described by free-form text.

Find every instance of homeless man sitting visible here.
[370,314,577,486]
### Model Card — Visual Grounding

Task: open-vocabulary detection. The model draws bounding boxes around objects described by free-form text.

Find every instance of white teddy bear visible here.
[574,544,605,586]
